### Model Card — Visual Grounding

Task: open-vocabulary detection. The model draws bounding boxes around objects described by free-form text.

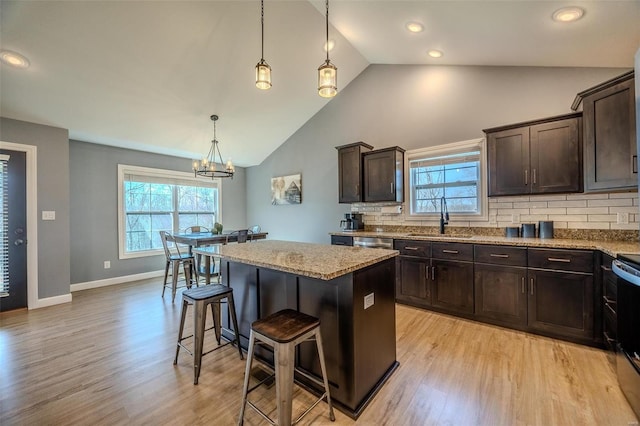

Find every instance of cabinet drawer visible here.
[528,248,594,273]
[432,242,473,261]
[394,240,430,257]
[474,245,527,267]
[331,235,353,246]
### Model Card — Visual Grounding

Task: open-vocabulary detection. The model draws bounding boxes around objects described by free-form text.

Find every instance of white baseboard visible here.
[70,270,165,292]
[32,293,73,309]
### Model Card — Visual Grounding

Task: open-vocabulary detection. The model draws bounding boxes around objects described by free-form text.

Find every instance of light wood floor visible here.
[1,278,638,425]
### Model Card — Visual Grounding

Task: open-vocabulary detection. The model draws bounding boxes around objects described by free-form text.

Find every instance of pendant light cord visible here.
[261,0,265,61]
[325,0,329,62]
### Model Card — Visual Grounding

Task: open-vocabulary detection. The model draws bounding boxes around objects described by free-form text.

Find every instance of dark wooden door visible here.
[395,256,430,307]
[337,143,371,203]
[431,259,474,315]
[487,126,530,196]
[363,149,397,202]
[527,269,594,340]
[474,263,527,326]
[583,75,637,191]
[1,149,28,312]
[530,117,582,194]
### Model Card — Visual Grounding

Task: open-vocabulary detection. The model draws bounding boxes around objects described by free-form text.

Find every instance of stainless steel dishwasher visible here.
[353,236,393,249]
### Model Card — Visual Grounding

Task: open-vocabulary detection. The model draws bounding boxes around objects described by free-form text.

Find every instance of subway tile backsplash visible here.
[352,192,640,232]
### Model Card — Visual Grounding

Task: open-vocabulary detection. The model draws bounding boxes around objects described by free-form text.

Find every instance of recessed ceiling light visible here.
[552,6,585,22]
[428,50,443,58]
[406,22,424,33]
[324,40,335,52]
[0,50,30,69]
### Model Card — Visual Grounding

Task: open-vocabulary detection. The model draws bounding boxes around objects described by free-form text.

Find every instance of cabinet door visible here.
[530,117,582,194]
[396,256,430,307]
[527,269,594,340]
[584,76,637,191]
[431,259,474,315]
[337,145,364,203]
[487,126,530,196]
[363,150,398,202]
[475,263,527,326]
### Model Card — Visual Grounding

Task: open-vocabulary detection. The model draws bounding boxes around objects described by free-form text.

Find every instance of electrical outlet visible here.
[42,210,56,220]
[364,292,374,310]
[104,261,111,269]
[512,213,520,223]
[618,212,630,224]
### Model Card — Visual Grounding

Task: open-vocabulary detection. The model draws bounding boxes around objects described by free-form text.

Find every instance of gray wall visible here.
[246,65,630,244]
[69,140,247,284]
[0,117,71,298]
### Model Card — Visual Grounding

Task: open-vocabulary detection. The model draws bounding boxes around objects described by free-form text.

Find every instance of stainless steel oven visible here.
[613,255,640,418]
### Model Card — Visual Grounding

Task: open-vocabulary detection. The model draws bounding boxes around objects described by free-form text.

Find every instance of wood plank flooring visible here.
[1,278,638,425]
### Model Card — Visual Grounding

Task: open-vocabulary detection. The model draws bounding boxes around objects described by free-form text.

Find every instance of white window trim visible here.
[117,164,222,260]
[404,138,488,221]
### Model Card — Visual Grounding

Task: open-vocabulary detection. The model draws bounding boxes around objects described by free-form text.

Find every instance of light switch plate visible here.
[364,292,374,310]
[618,212,630,224]
[42,210,56,220]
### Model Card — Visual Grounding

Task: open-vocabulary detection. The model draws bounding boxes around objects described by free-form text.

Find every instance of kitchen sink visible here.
[404,233,474,240]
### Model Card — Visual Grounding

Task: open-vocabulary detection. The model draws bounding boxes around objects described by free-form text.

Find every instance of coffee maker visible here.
[340,213,364,231]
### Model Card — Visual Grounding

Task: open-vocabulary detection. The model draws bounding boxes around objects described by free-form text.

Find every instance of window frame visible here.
[117,164,222,259]
[404,138,488,221]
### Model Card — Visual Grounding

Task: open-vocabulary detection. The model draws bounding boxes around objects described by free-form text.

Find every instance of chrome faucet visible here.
[439,196,449,234]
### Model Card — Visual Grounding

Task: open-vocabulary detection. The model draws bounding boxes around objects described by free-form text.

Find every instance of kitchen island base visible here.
[220,256,398,419]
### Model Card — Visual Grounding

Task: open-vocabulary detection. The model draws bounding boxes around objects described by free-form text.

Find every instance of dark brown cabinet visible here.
[485,113,582,196]
[474,245,527,327]
[431,242,474,315]
[395,240,431,307]
[527,248,594,342]
[363,146,405,202]
[579,71,637,192]
[601,253,617,352]
[335,142,372,203]
[330,235,353,246]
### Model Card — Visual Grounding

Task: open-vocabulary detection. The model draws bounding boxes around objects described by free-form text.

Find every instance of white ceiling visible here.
[1,1,639,167]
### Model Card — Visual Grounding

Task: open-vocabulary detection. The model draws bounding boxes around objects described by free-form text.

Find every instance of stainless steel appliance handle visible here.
[613,260,640,287]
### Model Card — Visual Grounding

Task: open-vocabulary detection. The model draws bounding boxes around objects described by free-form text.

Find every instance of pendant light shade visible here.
[255,0,271,90]
[318,0,337,98]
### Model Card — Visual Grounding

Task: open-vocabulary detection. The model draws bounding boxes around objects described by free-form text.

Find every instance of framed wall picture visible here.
[271,173,301,205]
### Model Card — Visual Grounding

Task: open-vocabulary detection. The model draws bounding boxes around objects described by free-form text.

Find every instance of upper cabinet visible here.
[336,142,373,203]
[574,71,637,192]
[484,113,583,197]
[363,146,405,202]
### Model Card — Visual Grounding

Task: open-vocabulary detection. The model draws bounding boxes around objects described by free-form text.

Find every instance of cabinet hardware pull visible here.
[606,303,616,316]
[548,257,571,263]
[530,278,534,295]
[442,249,459,254]
[431,266,435,281]
[603,296,616,305]
[490,254,509,258]
[601,265,612,272]
[633,155,638,174]
[532,168,536,185]
[524,169,528,185]
[390,182,394,193]
[404,246,420,250]
[521,277,525,293]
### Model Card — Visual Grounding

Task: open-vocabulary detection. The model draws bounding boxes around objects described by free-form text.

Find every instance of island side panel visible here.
[352,257,397,405]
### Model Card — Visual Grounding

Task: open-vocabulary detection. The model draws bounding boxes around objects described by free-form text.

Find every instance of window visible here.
[118,165,221,259]
[1,154,8,297]
[406,138,486,218]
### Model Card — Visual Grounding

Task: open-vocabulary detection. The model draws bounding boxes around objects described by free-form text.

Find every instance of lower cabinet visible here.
[475,263,527,327]
[601,253,617,352]
[396,256,430,306]
[432,258,474,315]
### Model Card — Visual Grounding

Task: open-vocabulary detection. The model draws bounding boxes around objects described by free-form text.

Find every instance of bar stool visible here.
[174,285,243,384]
[238,309,335,425]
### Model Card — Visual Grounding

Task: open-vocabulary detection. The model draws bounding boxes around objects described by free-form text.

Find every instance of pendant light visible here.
[317,0,337,98]
[255,0,271,90]
[193,115,235,179]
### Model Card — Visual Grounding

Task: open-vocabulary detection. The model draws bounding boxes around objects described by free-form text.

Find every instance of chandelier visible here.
[193,115,235,179]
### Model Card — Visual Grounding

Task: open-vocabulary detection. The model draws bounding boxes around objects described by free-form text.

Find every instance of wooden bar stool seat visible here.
[238,309,335,425]
[173,284,243,384]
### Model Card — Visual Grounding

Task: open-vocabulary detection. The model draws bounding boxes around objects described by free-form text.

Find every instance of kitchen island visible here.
[217,240,399,418]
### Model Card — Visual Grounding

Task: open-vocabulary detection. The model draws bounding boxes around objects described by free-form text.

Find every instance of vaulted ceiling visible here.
[1,1,639,167]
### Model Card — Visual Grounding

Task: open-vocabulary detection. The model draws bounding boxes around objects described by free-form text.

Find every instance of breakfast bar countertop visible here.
[218,239,398,280]
[329,230,640,258]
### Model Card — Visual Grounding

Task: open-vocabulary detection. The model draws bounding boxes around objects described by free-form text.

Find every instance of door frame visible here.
[0,141,38,309]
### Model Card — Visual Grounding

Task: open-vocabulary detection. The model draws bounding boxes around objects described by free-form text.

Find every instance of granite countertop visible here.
[218,240,398,281]
[330,230,640,258]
